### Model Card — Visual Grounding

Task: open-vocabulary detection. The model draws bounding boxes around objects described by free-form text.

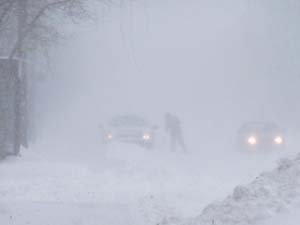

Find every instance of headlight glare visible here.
[274,136,283,144]
[106,133,113,140]
[248,136,257,145]
[143,133,151,140]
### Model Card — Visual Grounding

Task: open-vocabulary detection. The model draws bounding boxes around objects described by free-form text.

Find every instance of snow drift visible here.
[164,154,300,225]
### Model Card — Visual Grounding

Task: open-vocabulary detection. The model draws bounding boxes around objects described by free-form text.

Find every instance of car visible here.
[237,122,285,151]
[101,115,158,149]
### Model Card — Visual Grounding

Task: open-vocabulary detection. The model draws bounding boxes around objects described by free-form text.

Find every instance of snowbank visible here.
[177,154,300,225]
[258,205,300,225]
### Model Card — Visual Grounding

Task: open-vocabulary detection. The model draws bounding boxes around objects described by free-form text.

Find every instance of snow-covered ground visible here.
[259,206,300,225]
[0,135,297,225]
[179,155,300,225]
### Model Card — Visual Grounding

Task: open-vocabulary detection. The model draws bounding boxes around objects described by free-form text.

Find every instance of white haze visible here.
[3,1,300,225]
[33,0,300,153]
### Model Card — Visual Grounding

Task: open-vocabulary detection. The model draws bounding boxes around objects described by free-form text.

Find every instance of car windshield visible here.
[240,122,280,133]
[109,115,148,128]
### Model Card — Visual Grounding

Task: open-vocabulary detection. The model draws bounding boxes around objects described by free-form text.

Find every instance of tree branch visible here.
[9,0,75,58]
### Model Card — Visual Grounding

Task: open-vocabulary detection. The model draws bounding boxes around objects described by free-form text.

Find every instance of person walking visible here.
[164,113,186,152]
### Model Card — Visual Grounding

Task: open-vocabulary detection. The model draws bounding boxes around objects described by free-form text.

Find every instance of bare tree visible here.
[0,0,111,153]
[0,0,111,58]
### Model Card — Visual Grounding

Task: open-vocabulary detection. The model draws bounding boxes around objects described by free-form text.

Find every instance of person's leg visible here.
[178,134,187,152]
[170,134,176,152]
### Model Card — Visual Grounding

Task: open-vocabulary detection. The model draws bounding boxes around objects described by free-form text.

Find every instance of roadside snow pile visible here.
[180,155,300,225]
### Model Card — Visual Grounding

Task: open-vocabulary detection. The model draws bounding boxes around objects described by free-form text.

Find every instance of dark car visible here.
[237,122,285,151]
[102,115,158,149]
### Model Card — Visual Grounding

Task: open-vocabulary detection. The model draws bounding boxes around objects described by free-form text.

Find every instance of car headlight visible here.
[106,133,113,140]
[274,136,283,144]
[248,136,257,145]
[143,133,151,140]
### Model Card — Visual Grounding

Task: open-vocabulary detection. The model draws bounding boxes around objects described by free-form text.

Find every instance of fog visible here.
[3,1,300,225]
[32,0,300,153]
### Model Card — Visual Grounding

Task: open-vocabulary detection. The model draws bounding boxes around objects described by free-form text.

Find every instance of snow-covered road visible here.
[0,141,296,225]
[0,202,136,225]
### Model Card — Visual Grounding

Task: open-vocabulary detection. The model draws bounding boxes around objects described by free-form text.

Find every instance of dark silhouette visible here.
[165,113,186,152]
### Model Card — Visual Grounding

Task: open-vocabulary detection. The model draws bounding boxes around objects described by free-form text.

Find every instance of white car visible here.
[102,115,158,149]
[237,122,285,151]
